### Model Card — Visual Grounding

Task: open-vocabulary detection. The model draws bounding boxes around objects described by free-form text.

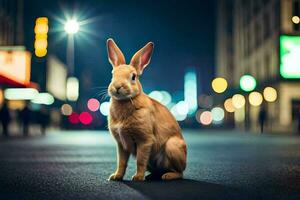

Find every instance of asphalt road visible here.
[0,130,299,200]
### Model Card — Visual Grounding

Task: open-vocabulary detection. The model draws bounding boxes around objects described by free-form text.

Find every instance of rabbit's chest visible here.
[111,123,137,154]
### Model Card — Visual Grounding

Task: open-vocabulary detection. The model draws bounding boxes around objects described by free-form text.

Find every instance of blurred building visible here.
[216,0,300,132]
[0,0,24,46]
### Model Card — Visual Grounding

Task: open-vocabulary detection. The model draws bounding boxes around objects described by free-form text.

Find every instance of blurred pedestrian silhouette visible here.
[20,104,31,136]
[0,101,11,137]
[38,107,49,135]
[258,105,267,133]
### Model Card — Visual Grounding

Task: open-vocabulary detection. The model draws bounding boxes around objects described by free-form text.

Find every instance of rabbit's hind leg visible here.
[161,136,187,180]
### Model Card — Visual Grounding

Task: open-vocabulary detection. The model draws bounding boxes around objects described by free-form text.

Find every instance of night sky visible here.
[25,0,216,99]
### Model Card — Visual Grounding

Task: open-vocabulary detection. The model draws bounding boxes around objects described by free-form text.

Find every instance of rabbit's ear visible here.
[107,38,126,67]
[130,42,154,75]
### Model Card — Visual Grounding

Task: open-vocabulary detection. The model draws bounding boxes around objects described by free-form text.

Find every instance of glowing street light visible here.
[64,19,79,34]
[239,75,256,92]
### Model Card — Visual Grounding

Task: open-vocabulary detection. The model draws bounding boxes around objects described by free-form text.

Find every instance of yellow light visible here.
[34,17,48,58]
[0,89,3,105]
[61,104,73,116]
[36,17,48,24]
[292,16,300,24]
[35,49,47,57]
[35,34,48,40]
[248,91,263,106]
[34,39,48,49]
[232,94,245,109]
[211,77,228,93]
[263,87,277,102]
[224,98,235,112]
[8,100,26,110]
[234,106,245,122]
[34,24,49,34]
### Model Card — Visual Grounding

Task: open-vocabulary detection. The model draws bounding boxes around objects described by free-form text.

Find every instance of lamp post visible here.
[64,19,80,102]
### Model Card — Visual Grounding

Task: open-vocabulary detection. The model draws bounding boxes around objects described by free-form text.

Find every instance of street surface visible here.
[0,130,299,200]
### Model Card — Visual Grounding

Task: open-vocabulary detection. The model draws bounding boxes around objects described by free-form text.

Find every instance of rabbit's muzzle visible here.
[109,82,132,100]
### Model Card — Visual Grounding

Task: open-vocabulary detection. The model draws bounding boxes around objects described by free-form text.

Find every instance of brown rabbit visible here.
[106,38,187,181]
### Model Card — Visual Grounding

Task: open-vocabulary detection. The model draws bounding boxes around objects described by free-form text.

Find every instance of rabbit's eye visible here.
[131,73,136,81]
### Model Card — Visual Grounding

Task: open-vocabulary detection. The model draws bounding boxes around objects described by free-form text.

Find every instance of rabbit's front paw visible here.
[131,174,145,181]
[108,173,123,181]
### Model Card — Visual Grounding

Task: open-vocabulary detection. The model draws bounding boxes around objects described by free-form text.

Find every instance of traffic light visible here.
[34,17,48,57]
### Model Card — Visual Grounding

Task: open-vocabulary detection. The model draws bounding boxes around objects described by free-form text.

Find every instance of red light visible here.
[87,98,100,112]
[69,112,79,124]
[79,112,93,125]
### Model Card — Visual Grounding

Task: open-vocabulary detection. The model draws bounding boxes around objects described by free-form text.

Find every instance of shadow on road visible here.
[123,179,255,200]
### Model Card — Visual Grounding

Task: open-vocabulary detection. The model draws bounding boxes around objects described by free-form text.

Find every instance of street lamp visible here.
[64,19,80,101]
[64,19,79,34]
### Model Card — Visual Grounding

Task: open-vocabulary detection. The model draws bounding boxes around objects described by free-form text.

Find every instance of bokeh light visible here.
[69,112,80,124]
[199,111,212,125]
[0,89,4,105]
[232,94,246,109]
[176,101,189,115]
[61,104,73,116]
[31,92,54,105]
[4,88,39,100]
[184,70,198,114]
[292,16,300,24]
[263,87,277,102]
[87,98,100,112]
[149,91,163,102]
[224,98,235,113]
[35,48,47,57]
[170,102,188,121]
[248,91,263,106]
[211,77,228,93]
[79,112,93,125]
[99,101,110,116]
[160,91,172,106]
[211,107,225,123]
[239,75,256,92]
[234,107,245,122]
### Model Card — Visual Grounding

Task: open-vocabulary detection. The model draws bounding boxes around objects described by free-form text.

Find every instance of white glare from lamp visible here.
[184,70,198,115]
[4,88,39,100]
[64,19,79,34]
[99,101,110,116]
[66,77,79,101]
[31,93,55,105]
[170,103,187,121]
[211,107,225,124]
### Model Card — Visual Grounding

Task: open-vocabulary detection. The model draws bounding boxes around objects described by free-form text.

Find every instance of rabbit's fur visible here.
[107,39,187,181]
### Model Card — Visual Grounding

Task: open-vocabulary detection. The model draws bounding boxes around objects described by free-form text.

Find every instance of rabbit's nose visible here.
[115,86,122,94]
